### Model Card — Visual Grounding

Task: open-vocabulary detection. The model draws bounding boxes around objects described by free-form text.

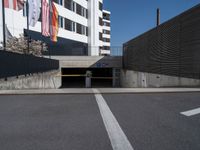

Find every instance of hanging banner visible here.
[28,0,41,27]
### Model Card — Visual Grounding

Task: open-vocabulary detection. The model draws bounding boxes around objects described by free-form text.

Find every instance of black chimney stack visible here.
[157,8,160,26]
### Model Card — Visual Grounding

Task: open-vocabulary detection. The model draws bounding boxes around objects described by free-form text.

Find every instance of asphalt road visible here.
[0,95,111,150]
[0,92,200,150]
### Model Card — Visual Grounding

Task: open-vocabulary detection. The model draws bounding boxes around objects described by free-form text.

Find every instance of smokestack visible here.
[157,8,160,26]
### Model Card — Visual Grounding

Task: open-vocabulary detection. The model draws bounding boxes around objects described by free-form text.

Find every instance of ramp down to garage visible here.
[51,56,122,88]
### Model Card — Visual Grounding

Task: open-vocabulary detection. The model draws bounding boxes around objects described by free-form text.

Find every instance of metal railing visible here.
[110,46,123,56]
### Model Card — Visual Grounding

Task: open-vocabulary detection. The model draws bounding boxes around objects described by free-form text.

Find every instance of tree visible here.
[5,34,48,57]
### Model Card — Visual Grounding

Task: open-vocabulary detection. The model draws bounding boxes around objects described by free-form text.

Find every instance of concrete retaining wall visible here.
[121,70,200,88]
[0,70,61,90]
[48,56,122,68]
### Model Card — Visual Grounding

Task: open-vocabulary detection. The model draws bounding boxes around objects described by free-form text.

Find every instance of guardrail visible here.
[0,50,59,79]
[110,47,123,56]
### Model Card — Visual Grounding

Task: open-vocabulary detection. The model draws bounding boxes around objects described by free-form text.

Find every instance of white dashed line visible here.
[181,107,200,117]
[93,89,134,150]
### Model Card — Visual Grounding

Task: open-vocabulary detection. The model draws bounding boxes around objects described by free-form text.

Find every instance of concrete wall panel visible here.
[121,70,200,88]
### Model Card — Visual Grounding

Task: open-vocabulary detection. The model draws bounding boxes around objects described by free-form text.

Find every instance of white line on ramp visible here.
[181,107,200,117]
[93,89,134,150]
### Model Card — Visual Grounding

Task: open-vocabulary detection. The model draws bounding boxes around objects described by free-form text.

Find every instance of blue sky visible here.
[103,0,200,47]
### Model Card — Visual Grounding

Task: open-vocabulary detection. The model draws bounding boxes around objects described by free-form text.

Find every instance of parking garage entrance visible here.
[61,68,117,88]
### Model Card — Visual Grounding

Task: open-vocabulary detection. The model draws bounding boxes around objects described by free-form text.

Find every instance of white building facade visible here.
[102,10,111,55]
[0,0,111,56]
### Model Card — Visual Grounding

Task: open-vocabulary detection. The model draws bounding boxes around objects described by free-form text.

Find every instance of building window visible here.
[72,1,76,12]
[75,3,87,18]
[53,0,62,5]
[59,16,64,28]
[72,22,76,32]
[38,7,42,22]
[64,0,72,10]
[99,46,103,50]
[99,32,103,41]
[65,18,72,31]
[104,22,110,27]
[99,2,103,11]
[58,0,63,5]
[76,3,82,16]
[76,23,87,36]
[82,26,86,35]
[103,13,110,20]
[103,29,110,34]
[103,38,110,42]
[99,17,103,26]
[103,46,110,50]
[86,9,88,18]
[86,27,88,36]
[81,8,85,17]
[76,23,82,34]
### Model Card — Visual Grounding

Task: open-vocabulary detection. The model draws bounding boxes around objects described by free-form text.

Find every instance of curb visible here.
[0,88,200,95]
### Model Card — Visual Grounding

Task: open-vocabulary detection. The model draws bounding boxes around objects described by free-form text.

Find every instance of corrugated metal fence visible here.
[123,4,200,79]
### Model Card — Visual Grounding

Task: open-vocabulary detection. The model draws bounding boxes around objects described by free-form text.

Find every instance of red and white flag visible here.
[50,1,59,42]
[4,0,24,11]
[42,0,50,37]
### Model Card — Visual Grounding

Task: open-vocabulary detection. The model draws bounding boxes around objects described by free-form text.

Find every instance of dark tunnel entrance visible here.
[61,68,113,88]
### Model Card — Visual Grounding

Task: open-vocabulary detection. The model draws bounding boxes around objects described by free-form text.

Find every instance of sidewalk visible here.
[0,88,200,95]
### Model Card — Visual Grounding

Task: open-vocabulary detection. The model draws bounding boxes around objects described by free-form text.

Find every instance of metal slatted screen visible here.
[0,51,59,79]
[123,4,200,79]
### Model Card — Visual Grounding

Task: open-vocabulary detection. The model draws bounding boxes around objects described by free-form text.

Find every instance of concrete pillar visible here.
[112,68,120,87]
[85,71,92,88]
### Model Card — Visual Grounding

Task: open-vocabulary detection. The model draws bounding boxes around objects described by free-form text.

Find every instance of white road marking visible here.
[180,107,200,117]
[93,89,134,150]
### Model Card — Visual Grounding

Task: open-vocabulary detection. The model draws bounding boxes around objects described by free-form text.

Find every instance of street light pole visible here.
[2,0,6,50]
[26,0,30,53]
